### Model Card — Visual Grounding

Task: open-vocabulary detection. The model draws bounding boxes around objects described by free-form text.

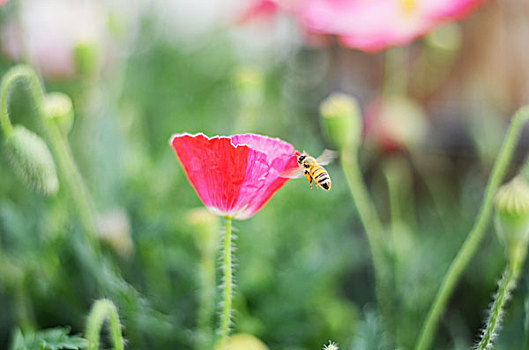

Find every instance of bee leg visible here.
[304,171,313,189]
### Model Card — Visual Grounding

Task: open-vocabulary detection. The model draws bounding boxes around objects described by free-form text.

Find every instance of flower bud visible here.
[494,176,529,263]
[73,41,98,78]
[221,334,268,350]
[234,66,264,106]
[44,92,74,135]
[96,209,134,258]
[4,125,59,195]
[320,93,361,150]
[187,208,219,257]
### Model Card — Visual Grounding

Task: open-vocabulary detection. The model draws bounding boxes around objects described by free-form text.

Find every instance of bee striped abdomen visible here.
[310,165,331,190]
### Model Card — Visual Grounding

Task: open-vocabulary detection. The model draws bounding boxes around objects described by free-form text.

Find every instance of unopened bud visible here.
[221,334,268,350]
[234,66,264,105]
[320,93,361,150]
[187,208,219,257]
[494,176,529,263]
[44,92,74,135]
[4,126,58,195]
[73,41,98,78]
[97,209,134,258]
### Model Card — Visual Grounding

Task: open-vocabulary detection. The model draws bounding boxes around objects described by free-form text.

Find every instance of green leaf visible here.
[10,327,88,350]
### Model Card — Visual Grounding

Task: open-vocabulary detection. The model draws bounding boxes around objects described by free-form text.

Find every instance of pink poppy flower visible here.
[237,0,279,24]
[170,133,299,220]
[241,0,484,52]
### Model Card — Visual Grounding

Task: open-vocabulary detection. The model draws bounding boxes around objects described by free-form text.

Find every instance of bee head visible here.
[297,154,307,165]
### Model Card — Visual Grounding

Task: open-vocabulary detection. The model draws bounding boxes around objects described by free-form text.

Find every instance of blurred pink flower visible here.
[238,0,279,24]
[0,0,119,79]
[242,0,484,52]
[0,0,8,7]
[1,0,104,79]
[170,133,299,220]
[364,95,429,152]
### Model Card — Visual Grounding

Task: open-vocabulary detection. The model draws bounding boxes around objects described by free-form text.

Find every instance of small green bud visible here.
[221,334,268,350]
[187,208,219,257]
[44,92,74,135]
[320,93,361,150]
[494,176,529,263]
[73,41,99,78]
[4,125,59,195]
[234,66,264,105]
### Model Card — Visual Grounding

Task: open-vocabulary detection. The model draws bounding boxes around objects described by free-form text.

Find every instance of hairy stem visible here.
[85,299,125,350]
[477,253,524,350]
[415,106,529,350]
[218,217,233,350]
[341,148,394,334]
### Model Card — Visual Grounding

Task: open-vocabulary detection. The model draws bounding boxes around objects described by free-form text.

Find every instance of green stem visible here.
[415,106,529,350]
[218,217,233,350]
[0,65,100,251]
[382,47,409,97]
[85,299,125,350]
[477,254,524,350]
[340,148,393,332]
[384,157,414,231]
[383,157,415,339]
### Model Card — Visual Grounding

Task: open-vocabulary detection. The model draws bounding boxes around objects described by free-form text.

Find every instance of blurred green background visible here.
[1,0,529,349]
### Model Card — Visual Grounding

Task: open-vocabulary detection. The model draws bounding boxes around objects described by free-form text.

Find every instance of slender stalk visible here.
[415,106,529,350]
[218,217,233,350]
[477,250,525,350]
[382,47,409,97]
[383,157,415,342]
[47,121,99,244]
[85,299,125,350]
[340,148,393,332]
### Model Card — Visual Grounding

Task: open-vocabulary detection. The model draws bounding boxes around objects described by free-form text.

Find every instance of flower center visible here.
[398,0,416,14]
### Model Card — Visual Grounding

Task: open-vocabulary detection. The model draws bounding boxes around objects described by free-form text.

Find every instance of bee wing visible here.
[316,149,338,166]
[280,166,304,179]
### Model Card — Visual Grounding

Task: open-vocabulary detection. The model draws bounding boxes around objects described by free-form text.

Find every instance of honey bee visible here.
[283,150,336,190]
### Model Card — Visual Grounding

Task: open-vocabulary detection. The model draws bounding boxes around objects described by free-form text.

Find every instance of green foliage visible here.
[0,4,527,350]
[10,328,87,350]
